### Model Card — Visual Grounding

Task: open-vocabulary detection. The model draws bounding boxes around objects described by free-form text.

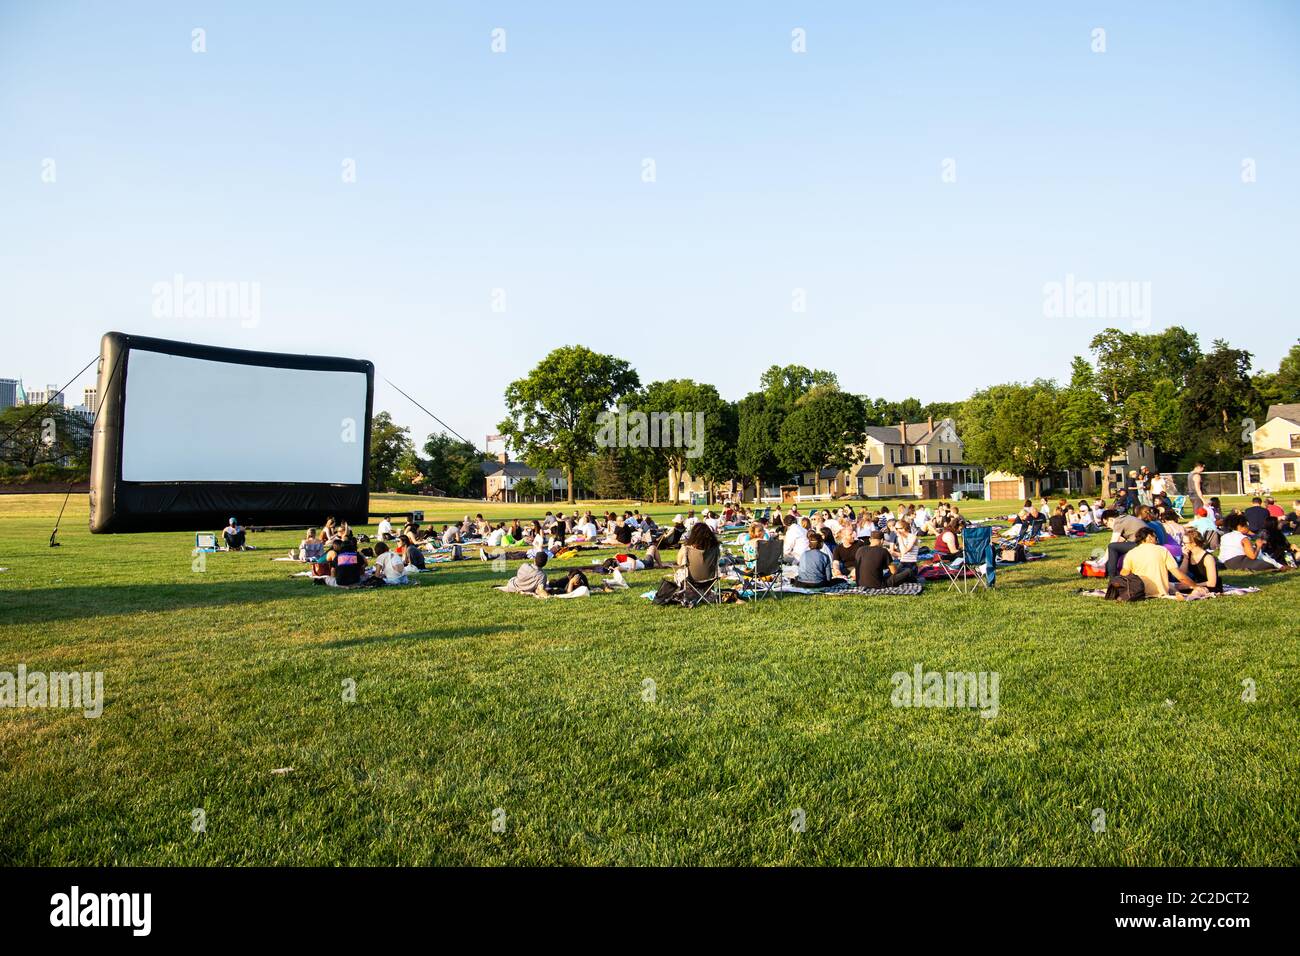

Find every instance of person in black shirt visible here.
[1243,498,1270,535]
[831,527,862,578]
[855,532,917,589]
[1049,507,1067,537]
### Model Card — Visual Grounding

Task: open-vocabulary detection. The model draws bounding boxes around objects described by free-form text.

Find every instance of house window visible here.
[1286,463,1296,484]
[887,473,895,485]
[914,449,922,464]
[889,448,895,463]
[857,478,864,495]
[1291,434,1300,450]
[901,474,909,488]
[1248,464,1261,484]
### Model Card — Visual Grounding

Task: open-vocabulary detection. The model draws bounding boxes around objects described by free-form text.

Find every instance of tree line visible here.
[367,330,1299,503]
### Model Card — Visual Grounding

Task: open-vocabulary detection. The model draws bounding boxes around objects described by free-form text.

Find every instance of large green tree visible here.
[1254,340,1300,408]
[0,405,92,470]
[959,381,1063,497]
[775,388,865,495]
[422,432,488,498]
[368,411,413,492]
[498,346,639,504]
[629,379,731,504]
[1176,340,1263,469]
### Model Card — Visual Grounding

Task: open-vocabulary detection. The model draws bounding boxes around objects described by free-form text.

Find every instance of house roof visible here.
[480,461,565,480]
[1242,448,1300,461]
[1266,403,1300,426]
[853,463,883,478]
[864,423,933,445]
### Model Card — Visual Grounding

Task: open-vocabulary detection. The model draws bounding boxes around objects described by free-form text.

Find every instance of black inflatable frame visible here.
[89,332,373,533]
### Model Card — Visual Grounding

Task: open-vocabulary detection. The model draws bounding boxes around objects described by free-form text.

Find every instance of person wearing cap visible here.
[1190,507,1218,545]
[223,517,246,551]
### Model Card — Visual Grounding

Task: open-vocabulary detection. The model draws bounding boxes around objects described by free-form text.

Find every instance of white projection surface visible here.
[120,349,367,483]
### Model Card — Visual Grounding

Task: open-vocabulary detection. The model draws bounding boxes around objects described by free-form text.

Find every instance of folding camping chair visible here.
[739,538,783,602]
[949,525,995,594]
[195,532,218,552]
[1172,494,1188,516]
[679,573,720,608]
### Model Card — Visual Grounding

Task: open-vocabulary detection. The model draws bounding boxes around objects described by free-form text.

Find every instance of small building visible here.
[982,442,1159,500]
[1242,403,1300,491]
[481,454,568,502]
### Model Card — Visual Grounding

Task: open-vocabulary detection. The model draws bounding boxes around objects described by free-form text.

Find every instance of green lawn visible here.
[1,492,1297,865]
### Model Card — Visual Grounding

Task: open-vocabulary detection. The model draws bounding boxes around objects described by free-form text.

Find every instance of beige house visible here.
[671,416,979,502]
[1242,403,1300,491]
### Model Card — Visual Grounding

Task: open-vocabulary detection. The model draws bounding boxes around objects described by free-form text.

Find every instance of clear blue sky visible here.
[3,1,1297,446]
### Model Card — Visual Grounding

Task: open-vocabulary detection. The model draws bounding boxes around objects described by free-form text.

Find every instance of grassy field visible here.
[1,492,1297,866]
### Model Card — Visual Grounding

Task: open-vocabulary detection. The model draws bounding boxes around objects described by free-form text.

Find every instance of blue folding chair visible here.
[951,525,995,594]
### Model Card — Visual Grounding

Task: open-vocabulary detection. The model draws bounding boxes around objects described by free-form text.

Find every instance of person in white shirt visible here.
[487,524,507,548]
[376,516,394,540]
[373,542,409,583]
[1150,474,1166,499]
[782,516,805,563]
[913,505,931,533]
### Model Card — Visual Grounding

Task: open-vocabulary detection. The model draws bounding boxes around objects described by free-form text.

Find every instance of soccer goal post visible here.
[1164,471,1242,498]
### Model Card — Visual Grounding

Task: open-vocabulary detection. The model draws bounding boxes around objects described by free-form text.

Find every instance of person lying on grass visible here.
[498,552,549,595]
[1118,527,1198,599]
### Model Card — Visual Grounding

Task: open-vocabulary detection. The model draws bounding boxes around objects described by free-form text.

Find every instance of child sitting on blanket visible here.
[372,542,410,584]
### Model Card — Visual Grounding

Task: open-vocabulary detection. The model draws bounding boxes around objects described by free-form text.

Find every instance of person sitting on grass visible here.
[792,530,847,588]
[856,531,917,589]
[1243,497,1270,535]
[675,522,720,585]
[440,523,463,560]
[372,541,409,584]
[1190,507,1219,548]
[831,526,863,578]
[329,536,366,586]
[1279,500,1300,534]
[1179,528,1220,593]
[890,520,921,572]
[1101,508,1149,577]
[1218,514,1280,572]
[1261,516,1299,568]
[398,533,426,571]
[223,517,247,551]
[376,515,394,541]
[498,552,549,595]
[297,528,324,562]
[1118,527,1197,599]
[932,518,961,560]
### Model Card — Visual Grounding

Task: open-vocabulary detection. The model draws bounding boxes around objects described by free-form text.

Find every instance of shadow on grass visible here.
[319,624,525,649]
[0,580,333,625]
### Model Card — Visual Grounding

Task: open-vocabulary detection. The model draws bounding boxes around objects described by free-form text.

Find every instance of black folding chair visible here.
[680,573,720,607]
[740,538,784,602]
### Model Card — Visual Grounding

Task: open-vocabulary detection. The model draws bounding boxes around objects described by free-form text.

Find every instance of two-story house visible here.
[1242,403,1300,491]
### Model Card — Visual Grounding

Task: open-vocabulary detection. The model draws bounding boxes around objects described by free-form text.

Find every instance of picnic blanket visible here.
[641,581,924,599]
[777,581,924,597]
[1078,585,1261,600]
